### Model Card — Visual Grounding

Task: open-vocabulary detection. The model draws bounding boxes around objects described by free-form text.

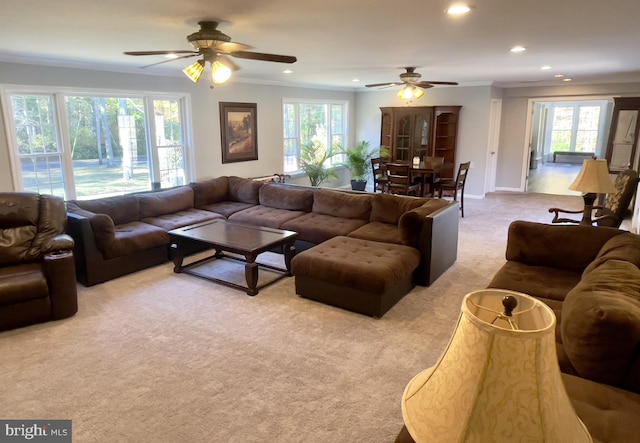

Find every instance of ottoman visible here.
[291,236,421,317]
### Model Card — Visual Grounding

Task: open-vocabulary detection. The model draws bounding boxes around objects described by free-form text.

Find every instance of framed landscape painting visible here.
[220,102,258,163]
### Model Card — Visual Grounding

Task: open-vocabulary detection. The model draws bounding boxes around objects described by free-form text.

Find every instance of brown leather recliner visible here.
[0,192,78,331]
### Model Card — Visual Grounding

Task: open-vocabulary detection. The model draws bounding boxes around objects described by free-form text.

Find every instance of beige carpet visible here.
[0,192,630,443]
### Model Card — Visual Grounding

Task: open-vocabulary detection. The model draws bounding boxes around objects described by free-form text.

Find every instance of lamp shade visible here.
[569,159,616,194]
[183,60,205,83]
[402,289,592,442]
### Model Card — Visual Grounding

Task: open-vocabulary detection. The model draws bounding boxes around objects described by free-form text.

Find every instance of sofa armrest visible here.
[398,201,458,286]
[66,212,109,286]
[505,221,626,272]
[43,234,75,254]
[43,250,78,320]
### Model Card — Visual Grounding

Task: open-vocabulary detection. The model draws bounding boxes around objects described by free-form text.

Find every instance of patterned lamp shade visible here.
[401,289,592,442]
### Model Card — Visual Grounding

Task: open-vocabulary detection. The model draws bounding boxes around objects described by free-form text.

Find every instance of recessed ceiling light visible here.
[165,54,179,59]
[540,65,552,70]
[447,4,471,15]
[283,69,293,74]
[554,74,565,78]
[510,46,526,53]
[563,78,573,82]
[352,78,360,82]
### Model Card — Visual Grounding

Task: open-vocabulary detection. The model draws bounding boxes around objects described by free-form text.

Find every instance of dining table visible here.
[410,165,441,197]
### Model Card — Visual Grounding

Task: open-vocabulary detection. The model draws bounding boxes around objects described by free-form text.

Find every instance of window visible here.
[546,101,607,154]
[282,99,348,174]
[4,88,190,200]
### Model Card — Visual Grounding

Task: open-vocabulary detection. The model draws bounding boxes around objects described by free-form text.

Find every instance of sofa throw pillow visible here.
[370,194,430,225]
[190,176,229,207]
[312,189,371,220]
[138,186,194,219]
[561,259,640,390]
[228,176,262,204]
[69,195,140,225]
[582,233,640,277]
[259,184,314,212]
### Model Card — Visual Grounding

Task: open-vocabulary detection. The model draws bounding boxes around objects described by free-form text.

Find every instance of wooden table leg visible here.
[244,260,259,296]
[284,243,296,275]
[170,242,184,273]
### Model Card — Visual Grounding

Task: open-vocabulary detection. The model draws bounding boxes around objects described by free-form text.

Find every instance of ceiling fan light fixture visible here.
[211,60,232,84]
[398,85,424,100]
[183,60,205,83]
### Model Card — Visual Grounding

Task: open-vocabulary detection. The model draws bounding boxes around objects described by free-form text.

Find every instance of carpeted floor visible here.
[0,192,631,442]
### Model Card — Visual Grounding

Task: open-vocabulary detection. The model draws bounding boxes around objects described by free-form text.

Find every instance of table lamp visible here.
[401,289,592,442]
[568,159,616,225]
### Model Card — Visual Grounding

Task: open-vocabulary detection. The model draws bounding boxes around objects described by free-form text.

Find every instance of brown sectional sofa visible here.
[66,176,459,287]
[488,221,640,443]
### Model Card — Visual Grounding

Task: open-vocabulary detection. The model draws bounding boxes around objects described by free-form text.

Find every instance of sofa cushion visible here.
[199,201,255,218]
[99,221,169,259]
[137,186,194,219]
[582,232,640,277]
[312,189,371,220]
[487,261,581,304]
[190,176,229,208]
[504,222,625,272]
[281,212,368,244]
[259,184,314,212]
[561,259,640,391]
[229,205,306,229]
[68,194,139,225]
[370,194,429,225]
[142,208,224,231]
[0,263,48,304]
[228,176,262,204]
[348,222,402,245]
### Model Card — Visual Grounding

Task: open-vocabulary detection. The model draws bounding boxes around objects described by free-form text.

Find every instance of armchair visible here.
[549,168,639,228]
[0,193,78,331]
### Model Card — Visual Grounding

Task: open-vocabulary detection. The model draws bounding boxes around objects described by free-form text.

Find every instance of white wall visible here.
[497,82,640,191]
[0,61,356,191]
[354,85,493,198]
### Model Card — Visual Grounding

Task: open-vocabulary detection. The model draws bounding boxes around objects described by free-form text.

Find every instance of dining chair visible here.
[386,163,422,196]
[371,157,389,193]
[434,161,470,217]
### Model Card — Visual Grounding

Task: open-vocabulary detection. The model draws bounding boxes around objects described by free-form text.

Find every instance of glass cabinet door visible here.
[412,111,431,159]
[609,110,637,171]
[395,115,411,161]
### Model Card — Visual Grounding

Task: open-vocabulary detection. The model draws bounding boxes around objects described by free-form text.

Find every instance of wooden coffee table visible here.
[168,220,297,296]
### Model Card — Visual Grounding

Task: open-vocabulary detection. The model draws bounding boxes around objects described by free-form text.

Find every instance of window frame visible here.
[1,85,193,199]
[282,98,349,175]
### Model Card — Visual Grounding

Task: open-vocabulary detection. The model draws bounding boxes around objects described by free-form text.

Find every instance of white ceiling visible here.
[2,0,640,90]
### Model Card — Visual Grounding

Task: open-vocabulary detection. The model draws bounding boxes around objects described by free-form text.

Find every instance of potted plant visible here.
[339,141,389,191]
[299,140,337,187]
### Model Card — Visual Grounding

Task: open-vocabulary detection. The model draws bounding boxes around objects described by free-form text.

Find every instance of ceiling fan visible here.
[124,21,297,86]
[365,67,458,99]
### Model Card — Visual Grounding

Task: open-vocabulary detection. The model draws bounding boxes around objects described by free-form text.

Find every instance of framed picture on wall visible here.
[220,102,258,163]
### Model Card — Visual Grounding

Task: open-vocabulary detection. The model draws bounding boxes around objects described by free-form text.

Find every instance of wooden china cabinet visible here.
[380,106,461,179]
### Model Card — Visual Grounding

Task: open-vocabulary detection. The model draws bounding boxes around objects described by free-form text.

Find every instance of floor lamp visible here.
[568,159,616,225]
[401,289,592,442]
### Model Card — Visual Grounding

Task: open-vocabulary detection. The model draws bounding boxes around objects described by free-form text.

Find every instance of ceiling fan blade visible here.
[216,41,253,53]
[140,53,198,68]
[417,81,459,86]
[124,50,198,56]
[365,82,399,88]
[230,51,297,63]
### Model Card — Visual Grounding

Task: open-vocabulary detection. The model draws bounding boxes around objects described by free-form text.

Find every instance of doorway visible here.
[526,99,613,195]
